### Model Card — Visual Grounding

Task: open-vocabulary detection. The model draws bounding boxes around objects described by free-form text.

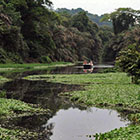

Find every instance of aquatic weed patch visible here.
[24,72,131,84]
[0,127,20,140]
[71,84,140,109]
[24,72,140,139]
[0,98,50,139]
[0,76,10,84]
[94,125,140,140]
[59,73,140,140]
[0,98,34,117]
[24,72,140,109]
[0,98,49,117]
[0,127,38,140]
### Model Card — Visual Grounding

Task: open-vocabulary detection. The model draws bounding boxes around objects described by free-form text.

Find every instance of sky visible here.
[51,0,140,15]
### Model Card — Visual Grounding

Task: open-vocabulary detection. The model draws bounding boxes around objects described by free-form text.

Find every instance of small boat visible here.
[83,60,93,69]
[83,64,92,69]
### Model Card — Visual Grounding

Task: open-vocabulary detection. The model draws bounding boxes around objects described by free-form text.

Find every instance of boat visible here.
[83,60,93,69]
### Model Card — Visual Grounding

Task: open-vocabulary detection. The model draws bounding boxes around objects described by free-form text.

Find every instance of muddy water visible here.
[0,64,130,140]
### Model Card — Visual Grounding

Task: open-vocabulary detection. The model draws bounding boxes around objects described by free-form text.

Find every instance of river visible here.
[0,64,130,140]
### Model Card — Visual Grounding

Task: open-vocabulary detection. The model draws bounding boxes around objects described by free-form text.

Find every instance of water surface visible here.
[0,63,131,140]
[43,107,129,140]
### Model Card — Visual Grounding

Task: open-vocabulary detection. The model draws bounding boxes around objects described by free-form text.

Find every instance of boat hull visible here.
[83,65,92,69]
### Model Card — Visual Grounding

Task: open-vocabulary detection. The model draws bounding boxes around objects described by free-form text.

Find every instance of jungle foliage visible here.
[0,0,140,82]
[101,8,140,83]
[102,8,140,34]
[116,43,140,84]
[0,0,110,64]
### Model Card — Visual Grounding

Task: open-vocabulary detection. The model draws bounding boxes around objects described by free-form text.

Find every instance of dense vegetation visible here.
[101,8,140,83]
[0,0,113,64]
[0,1,140,82]
[0,0,140,139]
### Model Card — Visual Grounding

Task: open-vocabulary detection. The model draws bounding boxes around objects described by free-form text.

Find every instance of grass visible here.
[0,62,74,79]
[0,62,73,71]
[24,72,140,140]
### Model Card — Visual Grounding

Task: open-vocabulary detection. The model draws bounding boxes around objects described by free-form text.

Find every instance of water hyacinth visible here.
[24,72,140,139]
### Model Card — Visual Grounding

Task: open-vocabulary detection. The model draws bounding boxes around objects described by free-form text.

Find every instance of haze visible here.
[52,0,140,15]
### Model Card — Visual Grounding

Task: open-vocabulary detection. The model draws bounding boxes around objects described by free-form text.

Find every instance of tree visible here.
[35,0,52,6]
[71,11,89,32]
[0,0,58,63]
[101,8,140,34]
[0,0,23,26]
[58,11,72,27]
[116,43,140,84]
[98,26,114,62]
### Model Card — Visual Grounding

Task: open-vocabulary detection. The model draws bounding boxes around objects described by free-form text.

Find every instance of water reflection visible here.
[0,63,128,140]
[0,64,114,78]
[43,107,129,140]
[83,68,94,73]
[1,79,82,111]
[50,64,114,74]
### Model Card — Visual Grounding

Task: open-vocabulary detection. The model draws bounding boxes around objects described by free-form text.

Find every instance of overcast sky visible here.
[51,0,140,15]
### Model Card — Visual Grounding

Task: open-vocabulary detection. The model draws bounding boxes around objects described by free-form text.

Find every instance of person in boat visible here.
[83,60,93,70]
[83,60,93,66]
[83,60,94,73]
[83,60,87,65]
[89,60,93,66]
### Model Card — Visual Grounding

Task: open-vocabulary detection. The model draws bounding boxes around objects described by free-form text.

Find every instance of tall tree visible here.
[101,8,140,34]
[116,43,140,84]
[71,11,89,32]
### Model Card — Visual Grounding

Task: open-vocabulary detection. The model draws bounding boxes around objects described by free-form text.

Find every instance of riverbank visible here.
[25,72,140,139]
[0,62,73,140]
[0,62,73,72]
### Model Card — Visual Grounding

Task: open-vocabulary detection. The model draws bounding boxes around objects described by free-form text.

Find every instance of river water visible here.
[43,107,129,140]
[0,64,130,140]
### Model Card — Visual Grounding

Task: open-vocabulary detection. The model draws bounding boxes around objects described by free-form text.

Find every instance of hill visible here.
[1,1,111,63]
[56,8,112,27]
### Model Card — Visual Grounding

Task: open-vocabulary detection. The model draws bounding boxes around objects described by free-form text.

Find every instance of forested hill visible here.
[0,0,114,64]
[1,0,139,66]
[56,8,112,27]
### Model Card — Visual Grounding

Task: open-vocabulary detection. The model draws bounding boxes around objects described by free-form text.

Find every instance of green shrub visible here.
[40,56,52,63]
[0,90,6,98]
[116,43,140,84]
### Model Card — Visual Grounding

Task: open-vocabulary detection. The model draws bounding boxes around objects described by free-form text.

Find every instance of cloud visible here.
[51,0,140,15]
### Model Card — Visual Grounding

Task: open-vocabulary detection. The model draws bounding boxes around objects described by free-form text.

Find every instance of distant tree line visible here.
[56,8,112,27]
